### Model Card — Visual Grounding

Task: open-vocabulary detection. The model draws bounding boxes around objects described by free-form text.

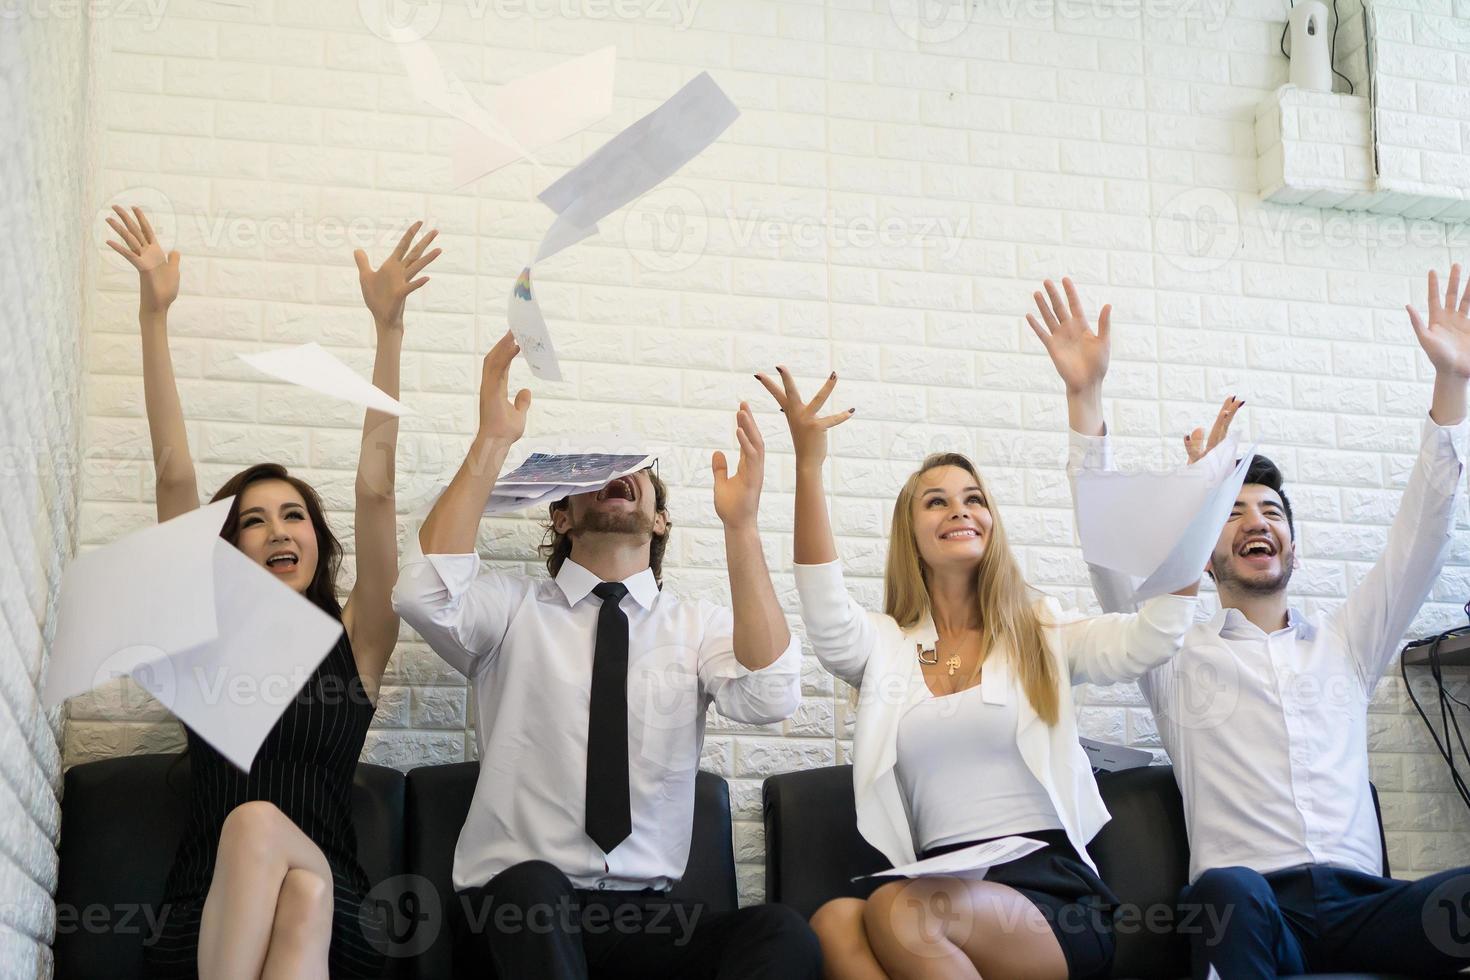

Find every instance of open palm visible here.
[754,366,854,467]
[355,221,441,328]
[1027,277,1111,393]
[105,205,180,315]
[1408,265,1470,380]
[712,402,766,528]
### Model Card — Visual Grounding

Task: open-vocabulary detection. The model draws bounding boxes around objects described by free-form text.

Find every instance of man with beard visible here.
[1029,272,1470,979]
[393,333,819,980]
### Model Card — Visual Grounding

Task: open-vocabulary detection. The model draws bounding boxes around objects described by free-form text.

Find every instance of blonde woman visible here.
[758,357,1199,980]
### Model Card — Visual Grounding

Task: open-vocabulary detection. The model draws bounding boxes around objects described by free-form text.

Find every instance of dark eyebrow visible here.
[239,503,304,517]
[922,485,983,496]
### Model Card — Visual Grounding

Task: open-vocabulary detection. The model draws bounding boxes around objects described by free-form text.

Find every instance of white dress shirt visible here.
[795,558,1197,873]
[392,536,803,892]
[1071,418,1467,883]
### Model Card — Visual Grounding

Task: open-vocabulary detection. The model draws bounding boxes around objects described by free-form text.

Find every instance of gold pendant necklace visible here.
[945,654,961,676]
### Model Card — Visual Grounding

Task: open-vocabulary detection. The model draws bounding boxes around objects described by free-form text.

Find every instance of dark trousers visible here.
[1178,863,1470,979]
[455,860,822,980]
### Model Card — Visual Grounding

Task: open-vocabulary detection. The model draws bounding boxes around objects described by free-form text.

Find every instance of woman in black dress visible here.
[104,206,440,979]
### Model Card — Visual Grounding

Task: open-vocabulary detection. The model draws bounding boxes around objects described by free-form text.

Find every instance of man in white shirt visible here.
[392,333,819,980]
[1028,272,1470,978]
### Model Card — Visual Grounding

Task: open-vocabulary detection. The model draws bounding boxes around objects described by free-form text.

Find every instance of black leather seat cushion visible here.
[762,764,887,920]
[53,753,405,980]
[402,762,738,980]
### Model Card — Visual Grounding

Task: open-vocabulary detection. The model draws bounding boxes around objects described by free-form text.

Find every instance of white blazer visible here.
[793,560,1197,873]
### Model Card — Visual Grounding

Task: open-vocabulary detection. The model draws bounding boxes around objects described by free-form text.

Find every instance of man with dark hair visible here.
[392,333,819,980]
[1032,271,1470,978]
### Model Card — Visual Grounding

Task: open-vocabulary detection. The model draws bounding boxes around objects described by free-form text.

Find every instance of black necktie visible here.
[585,581,631,854]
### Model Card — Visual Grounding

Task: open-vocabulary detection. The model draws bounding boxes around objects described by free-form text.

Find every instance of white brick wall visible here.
[70,0,1470,906]
[3,4,100,978]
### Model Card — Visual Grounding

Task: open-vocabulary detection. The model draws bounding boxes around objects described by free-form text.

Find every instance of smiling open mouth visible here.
[596,477,637,503]
[1237,538,1276,559]
[266,551,300,570]
[940,528,979,540]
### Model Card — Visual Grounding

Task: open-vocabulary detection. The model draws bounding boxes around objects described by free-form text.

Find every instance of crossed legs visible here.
[811,877,1069,980]
[196,801,336,980]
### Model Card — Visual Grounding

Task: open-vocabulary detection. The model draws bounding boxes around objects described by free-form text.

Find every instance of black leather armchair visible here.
[401,761,737,980]
[764,763,1402,980]
[53,754,735,980]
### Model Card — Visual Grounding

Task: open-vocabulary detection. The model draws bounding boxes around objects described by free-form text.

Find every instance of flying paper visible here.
[414,450,657,518]
[44,499,344,771]
[238,342,408,416]
[1074,439,1257,606]
[504,71,740,380]
[855,836,1046,882]
[533,70,740,264]
[452,47,616,187]
[507,268,562,382]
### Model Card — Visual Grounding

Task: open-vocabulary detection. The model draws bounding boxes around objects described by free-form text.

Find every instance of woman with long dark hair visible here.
[104,205,438,979]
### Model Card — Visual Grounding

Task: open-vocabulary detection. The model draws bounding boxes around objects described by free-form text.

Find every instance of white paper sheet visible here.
[507,268,562,382]
[533,70,740,264]
[44,499,344,771]
[391,29,519,149]
[856,836,1047,882]
[451,47,616,187]
[1075,439,1257,605]
[238,342,409,416]
[1081,737,1154,773]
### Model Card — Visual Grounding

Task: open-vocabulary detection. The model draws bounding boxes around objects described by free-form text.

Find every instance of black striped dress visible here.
[143,633,387,978]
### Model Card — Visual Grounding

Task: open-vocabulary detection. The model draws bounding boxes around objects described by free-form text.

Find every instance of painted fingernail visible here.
[829,372,836,379]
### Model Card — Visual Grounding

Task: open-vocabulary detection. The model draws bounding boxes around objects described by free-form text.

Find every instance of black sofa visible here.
[53,754,736,980]
[764,763,1415,980]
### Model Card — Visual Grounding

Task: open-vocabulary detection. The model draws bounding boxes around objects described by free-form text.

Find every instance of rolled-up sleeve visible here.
[391,530,522,678]
[1052,593,1198,686]
[697,604,802,725]
[793,560,880,689]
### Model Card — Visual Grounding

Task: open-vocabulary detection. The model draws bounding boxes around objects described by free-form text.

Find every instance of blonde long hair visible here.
[885,452,1059,725]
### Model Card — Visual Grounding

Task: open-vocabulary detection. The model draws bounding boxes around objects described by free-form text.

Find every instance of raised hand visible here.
[754,366,854,468]
[354,220,441,329]
[479,331,531,445]
[713,402,765,529]
[1407,264,1470,381]
[1184,395,1244,464]
[1026,277,1111,394]
[105,205,180,316]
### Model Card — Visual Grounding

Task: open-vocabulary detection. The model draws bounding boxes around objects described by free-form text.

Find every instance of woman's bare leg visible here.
[811,898,889,980]
[197,801,335,980]
[260,868,334,980]
[863,877,1068,980]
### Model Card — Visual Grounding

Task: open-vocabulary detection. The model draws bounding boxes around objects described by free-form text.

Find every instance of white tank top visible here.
[895,683,1064,853]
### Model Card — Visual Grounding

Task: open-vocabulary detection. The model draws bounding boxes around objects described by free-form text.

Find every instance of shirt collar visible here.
[554,558,659,610]
[1210,604,1315,641]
